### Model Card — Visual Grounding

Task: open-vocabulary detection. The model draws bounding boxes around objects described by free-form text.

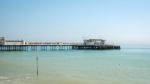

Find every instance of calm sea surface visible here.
[0,49,150,84]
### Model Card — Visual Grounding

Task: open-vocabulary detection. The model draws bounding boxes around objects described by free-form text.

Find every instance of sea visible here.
[0,49,150,84]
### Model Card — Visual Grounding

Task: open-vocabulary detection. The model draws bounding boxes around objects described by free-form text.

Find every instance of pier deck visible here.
[0,44,120,51]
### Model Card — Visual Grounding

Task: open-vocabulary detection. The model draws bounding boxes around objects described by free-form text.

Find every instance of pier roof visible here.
[85,39,105,41]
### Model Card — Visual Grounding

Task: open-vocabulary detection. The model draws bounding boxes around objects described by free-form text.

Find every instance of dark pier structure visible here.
[73,45,120,50]
[0,37,120,51]
[0,45,120,51]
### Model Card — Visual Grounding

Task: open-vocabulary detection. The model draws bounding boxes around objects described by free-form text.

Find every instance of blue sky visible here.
[0,0,150,47]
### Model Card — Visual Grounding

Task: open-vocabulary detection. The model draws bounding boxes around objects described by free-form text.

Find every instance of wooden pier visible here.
[0,45,120,51]
[0,37,121,51]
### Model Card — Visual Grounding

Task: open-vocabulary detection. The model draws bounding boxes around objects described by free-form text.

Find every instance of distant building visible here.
[0,37,25,45]
[0,37,5,45]
[5,40,25,45]
[84,39,105,46]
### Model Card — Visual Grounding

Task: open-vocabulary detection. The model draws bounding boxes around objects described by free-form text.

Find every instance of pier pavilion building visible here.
[0,37,25,45]
[84,39,105,46]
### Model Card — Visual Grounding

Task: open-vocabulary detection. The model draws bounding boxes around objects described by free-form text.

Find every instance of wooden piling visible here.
[36,56,38,78]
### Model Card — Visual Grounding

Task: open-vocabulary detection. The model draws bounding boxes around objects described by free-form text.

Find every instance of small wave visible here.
[24,76,32,80]
[0,76,8,80]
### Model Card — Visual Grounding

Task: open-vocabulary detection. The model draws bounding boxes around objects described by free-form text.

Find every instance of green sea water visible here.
[0,49,150,84]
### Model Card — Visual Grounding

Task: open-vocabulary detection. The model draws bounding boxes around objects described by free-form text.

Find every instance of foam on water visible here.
[0,76,8,80]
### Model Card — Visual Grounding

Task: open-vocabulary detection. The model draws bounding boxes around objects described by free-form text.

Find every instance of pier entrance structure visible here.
[0,37,5,45]
[0,37,120,51]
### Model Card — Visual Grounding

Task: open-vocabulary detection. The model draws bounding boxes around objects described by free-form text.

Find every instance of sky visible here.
[0,0,150,47]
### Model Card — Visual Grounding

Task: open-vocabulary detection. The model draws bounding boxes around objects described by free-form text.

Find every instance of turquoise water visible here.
[0,49,150,84]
